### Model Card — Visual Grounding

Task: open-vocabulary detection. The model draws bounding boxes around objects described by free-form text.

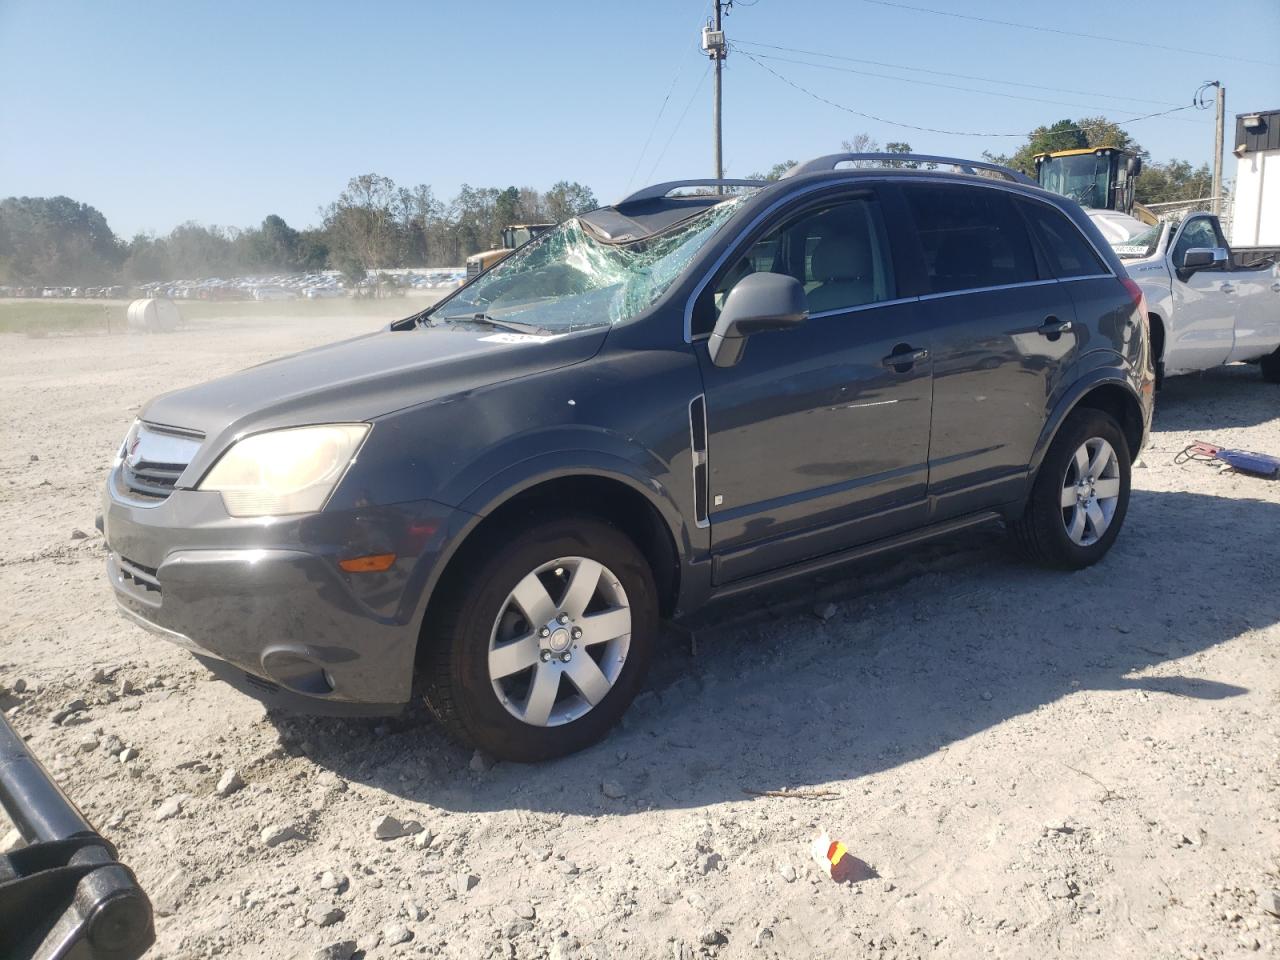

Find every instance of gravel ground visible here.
[1,311,1278,960]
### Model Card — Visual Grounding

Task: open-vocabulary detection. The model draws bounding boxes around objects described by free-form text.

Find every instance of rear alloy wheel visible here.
[422,516,656,762]
[1059,437,1123,547]
[1011,409,1132,569]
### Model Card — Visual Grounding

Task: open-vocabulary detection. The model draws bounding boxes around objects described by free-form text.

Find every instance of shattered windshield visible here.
[432,197,747,332]
[1110,223,1163,259]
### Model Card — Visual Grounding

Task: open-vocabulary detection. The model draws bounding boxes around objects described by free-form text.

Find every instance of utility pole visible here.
[1212,82,1226,216]
[702,2,729,182]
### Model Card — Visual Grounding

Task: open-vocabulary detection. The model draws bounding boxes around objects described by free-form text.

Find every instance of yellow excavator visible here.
[1033,147,1158,225]
[465,223,557,278]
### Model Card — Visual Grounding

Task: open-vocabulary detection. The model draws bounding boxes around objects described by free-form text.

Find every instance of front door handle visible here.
[882,345,929,371]
[1272,281,1280,293]
[1039,316,1073,336]
[1220,282,1235,294]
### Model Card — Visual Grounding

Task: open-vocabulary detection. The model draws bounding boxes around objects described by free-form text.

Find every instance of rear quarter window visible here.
[902,185,1039,294]
[1018,200,1108,278]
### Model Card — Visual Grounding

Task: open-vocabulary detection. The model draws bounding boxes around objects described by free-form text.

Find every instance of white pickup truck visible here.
[1092,210,1280,384]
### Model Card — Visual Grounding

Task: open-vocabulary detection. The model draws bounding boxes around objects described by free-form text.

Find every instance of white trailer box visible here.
[1232,109,1280,248]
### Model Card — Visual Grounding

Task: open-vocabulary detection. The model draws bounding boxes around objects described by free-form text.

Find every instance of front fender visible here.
[459,445,697,559]
[405,440,707,634]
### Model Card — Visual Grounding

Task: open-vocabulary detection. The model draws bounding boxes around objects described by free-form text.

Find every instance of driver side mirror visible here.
[1126,156,1143,178]
[707,272,808,368]
[1181,247,1229,271]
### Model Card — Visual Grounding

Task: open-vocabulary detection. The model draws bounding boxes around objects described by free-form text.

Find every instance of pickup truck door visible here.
[1166,215,1235,372]
[1226,259,1280,362]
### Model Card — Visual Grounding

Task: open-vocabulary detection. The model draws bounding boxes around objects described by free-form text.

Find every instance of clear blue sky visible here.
[2,0,1276,237]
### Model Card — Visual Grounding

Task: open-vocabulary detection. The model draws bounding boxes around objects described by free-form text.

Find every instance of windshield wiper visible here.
[435,312,551,335]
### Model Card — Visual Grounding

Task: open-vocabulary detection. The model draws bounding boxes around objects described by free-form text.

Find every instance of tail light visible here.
[1121,277,1148,325]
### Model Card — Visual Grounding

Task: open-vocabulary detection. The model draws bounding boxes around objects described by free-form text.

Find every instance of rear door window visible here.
[1018,200,1108,278]
[902,185,1039,294]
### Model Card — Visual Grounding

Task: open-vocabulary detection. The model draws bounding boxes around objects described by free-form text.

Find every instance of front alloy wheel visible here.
[422,516,657,762]
[488,557,632,728]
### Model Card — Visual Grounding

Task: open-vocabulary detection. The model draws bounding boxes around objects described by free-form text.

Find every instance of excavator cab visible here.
[1034,147,1144,216]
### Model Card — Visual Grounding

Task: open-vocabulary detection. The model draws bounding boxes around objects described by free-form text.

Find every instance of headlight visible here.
[198,424,369,517]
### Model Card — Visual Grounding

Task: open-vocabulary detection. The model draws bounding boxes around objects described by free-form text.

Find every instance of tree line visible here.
[750,119,1217,205]
[0,176,599,287]
[1,115,1218,289]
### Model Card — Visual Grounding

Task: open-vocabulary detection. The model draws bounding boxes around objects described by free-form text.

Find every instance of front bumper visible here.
[102,469,466,713]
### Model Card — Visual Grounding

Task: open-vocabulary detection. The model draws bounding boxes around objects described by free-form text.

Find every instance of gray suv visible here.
[102,154,1154,761]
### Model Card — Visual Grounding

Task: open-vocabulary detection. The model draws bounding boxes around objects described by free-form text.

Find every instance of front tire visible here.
[421,516,657,762]
[1011,409,1132,570]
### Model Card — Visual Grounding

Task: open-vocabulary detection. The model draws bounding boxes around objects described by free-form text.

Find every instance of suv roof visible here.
[586,154,1041,242]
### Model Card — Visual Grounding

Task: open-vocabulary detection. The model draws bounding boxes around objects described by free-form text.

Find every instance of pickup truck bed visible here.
[1233,246,1280,269]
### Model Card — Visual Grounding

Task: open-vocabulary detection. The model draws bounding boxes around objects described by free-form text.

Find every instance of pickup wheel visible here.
[1011,409,1131,570]
[420,516,657,762]
[1261,348,1280,384]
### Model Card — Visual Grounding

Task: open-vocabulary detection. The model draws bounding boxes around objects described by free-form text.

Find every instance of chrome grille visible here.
[118,423,203,503]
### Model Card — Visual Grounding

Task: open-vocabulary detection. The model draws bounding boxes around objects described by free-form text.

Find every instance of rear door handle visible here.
[882,346,929,370]
[1220,282,1235,294]
[1272,282,1280,293]
[1039,316,1073,336]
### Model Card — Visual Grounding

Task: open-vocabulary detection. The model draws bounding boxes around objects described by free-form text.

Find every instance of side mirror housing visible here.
[1126,155,1143,178]
[1181,246,1228,271]
[707,272,808,368]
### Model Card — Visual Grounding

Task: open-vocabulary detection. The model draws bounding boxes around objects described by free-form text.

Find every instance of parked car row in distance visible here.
[0,269,466,302]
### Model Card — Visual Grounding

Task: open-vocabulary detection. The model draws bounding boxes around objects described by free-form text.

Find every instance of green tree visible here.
[252,214,302,270]
[748,160,796,181]
[543,181,599,223]
[323,173,401,286]
[0,195,123,284]
[1075,117,1143,155]
[121,233,169,282]
[1135,159,1214,205]
[493,187,522,236]
[985,116,1147,176]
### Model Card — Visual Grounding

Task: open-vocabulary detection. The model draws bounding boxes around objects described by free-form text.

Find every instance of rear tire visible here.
[1261,348,1280,384]
[1149,315,1166,390]
[1011,409,1131,570]
[421,515,657,762]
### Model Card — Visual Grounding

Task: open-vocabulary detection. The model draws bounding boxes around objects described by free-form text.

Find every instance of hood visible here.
[1087,209,1153,246]
[141,321,607,454]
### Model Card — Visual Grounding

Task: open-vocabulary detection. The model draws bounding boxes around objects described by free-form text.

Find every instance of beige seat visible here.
[806,233,875,313]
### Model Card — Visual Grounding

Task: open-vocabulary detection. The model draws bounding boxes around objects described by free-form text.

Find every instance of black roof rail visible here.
[616,178,766,207]
[783,153,1036,185]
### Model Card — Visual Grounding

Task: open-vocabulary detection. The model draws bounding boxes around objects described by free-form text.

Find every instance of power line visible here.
[625,52,693,192]
[859,0,1280,68]
[736,47,1198,138]
[646,63,712,184]
[732,39,1183,109]
[740,49,1208,120]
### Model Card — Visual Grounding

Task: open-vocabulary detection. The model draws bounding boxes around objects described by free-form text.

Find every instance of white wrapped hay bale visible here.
[125,298,180,333]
